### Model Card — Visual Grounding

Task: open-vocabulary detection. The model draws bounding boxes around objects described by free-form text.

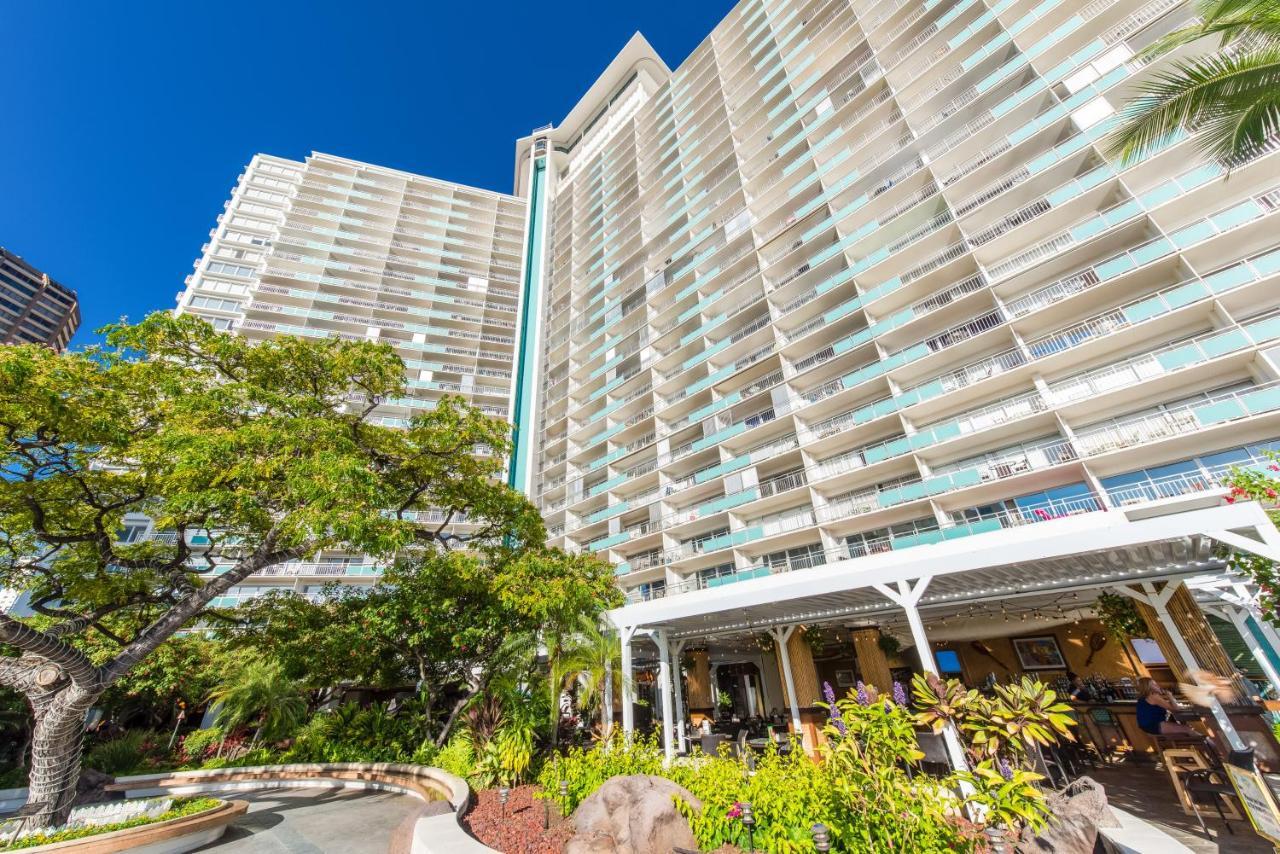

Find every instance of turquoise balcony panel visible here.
[693,421,748,452]
[1206,264,1255,293]
[590,532,631,552]
[1140,183,1181,208]
[689,391,742,423]
[1194,399,1247,425]
[892,529,945,549]
[695,454,752,484]
[1164,281,1209,308]
[589,474,628,498]
[824,296,863,325]
[1095,254,1136,281]
[1202,329,1250,357]
[587,502,630,524]
[614,562,631,576]
[1213,200,1263,231]
[1156,344,1204,372]
[688,365,735,396]
[1251,248,1280,276]
[1246,315,1280,343]
[1244,386,1280,414]
[698,488,760,516]
[1130,238,1173,266]
[1121,296,1167,324]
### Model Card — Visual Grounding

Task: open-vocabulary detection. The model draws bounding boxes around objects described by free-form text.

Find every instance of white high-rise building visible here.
[176,0,1280,758]
[175,152,526,604]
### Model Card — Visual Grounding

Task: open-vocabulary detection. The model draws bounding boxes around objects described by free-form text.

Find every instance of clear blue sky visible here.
[2,0,735,346]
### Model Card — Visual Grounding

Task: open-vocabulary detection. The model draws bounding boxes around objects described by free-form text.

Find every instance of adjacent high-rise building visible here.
[0,247,80,350]
[173,152,526,604]
[175,0,1280,734]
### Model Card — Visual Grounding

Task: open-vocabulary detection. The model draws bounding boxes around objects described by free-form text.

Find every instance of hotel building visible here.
[0,247,80,351]
[175,0,1280,760]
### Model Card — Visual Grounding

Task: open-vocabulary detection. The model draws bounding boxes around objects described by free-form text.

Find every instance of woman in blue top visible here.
[1135,676,1196,736]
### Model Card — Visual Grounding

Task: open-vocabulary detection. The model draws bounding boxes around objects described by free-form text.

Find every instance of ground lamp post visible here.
[559,780,569,818]
[498,787,509,818]
[740,802,755,852]
[811,822,830,852]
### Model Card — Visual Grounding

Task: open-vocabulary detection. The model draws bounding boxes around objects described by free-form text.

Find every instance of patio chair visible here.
[699,732,730,756]
[1180,767,1241,838]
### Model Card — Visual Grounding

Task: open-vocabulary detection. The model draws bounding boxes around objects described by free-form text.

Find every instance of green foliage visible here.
[282,700,431,764]
[177,728,222,765]
[208,657,307,745]
[84,730,162,775]
[1109,0,1280,164]
[911,672,980,735]
[964,678,1077,759]
[1094,592,1149,640]
[433,732,478,781]
[2,797,222,850]
[958,761,1052,833]
[541,725,984,853]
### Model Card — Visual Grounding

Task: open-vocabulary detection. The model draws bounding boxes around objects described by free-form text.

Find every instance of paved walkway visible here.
[195,786,423,854]
[1089,764,1273,853]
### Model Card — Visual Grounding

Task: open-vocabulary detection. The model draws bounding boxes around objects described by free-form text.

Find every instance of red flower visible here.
[1226,496,1236,503]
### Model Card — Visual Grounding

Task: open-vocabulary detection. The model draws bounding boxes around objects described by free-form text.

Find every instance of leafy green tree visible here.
[1109,0,1280,164]
[492,549,621,746]
[229,547,619,747]
[0,314,542,825]
[554,622,623,739]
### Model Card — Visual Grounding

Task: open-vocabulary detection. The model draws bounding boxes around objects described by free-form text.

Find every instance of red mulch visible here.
[463,784,574,853]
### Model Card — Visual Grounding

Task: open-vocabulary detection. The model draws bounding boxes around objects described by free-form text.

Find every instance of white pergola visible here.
[607,497,1280,764]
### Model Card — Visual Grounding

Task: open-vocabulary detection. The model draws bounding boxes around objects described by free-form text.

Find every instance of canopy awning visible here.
[607,497,1276,640]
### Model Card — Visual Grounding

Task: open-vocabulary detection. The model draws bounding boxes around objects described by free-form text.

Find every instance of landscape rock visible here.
[565,775,701,854]
[1019,776,1119,854]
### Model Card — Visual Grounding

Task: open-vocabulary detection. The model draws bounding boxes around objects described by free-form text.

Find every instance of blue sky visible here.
[2,0,735,346]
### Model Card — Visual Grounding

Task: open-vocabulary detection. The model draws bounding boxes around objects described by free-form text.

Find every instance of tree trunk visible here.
[25,684,98,828]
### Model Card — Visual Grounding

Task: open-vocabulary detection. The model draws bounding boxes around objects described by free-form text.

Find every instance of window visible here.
[189,295,243,313]
[223,230,271,247]
[206,261,255,278]
[214,246,261,263]
[245,189,287,204]
[116,523,148,543]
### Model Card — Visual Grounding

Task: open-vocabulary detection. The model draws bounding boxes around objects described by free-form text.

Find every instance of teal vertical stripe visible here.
[508,157,547,492]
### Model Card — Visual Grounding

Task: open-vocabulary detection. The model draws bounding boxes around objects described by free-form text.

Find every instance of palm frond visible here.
[1108,48,1280,164]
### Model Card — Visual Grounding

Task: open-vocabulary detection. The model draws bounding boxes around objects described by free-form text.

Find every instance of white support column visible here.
[768,625,802,735]
[1116,581,1248,752]
[655,629,676,763]
[875,578,970,773]
[603,661,614,742]
[620,625,637,738]
[671,639,688,754]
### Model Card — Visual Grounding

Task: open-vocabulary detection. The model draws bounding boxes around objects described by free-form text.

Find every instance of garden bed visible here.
[0,797,242,852]
[462,785,573,854]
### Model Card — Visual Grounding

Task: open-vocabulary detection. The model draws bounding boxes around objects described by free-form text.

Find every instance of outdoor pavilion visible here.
[604,491,1280,774]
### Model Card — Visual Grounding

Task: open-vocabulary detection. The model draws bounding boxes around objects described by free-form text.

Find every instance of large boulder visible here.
[1019,776,1119,854]
[565,775,701,854]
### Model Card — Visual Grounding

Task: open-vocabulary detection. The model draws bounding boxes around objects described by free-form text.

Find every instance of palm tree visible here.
[555,623,623,739]
[208,657,307,752]
[1109,0,1280,165]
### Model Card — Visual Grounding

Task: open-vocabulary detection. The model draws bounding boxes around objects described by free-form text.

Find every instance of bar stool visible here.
[1087,707,1130,762]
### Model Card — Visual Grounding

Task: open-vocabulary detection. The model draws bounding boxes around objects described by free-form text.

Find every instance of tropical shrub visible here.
[433,731,478,781]
[178,728,223,766]
[84,730,167,775]
[958,760,1052,834]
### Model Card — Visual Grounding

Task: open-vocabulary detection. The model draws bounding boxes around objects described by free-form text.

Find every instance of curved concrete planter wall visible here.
[109,763,498,854]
